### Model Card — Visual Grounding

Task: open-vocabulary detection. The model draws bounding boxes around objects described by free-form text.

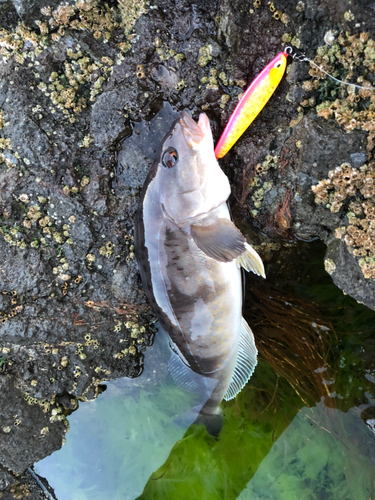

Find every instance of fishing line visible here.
[284,46,375,92]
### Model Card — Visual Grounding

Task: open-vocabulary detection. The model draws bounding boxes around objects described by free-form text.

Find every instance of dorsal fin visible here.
[224,318,258,401]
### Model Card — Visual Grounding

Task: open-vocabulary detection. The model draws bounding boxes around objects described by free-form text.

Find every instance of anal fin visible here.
[224,318,258,401]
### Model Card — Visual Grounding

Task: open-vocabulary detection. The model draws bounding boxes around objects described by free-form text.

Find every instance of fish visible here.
[135,111,265,428]
[214,52,287,159]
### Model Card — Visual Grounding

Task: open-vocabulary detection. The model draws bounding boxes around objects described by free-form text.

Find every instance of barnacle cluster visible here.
[0,0,148,123]
[99,241,115,258]
[267,1,289,24]
[249,155,278,214]
[114,315,147,359]
[281,33,301,48]
[0,290,23,324]
[0,137,18,168]
[200,68,220,89]
[198,45,214,67]
[23,390,58,413]
[154,38,185,64]
[0,23,44,63]
[118,0,147,36]
[38,48,114,121]
[302,31,375,152]
[10,483,31,499]
[312,162,375,279]
[43,0,142,43]
[199,69,245,112]
[0,195,87,292]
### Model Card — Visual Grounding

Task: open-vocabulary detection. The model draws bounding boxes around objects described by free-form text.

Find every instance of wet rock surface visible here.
[0,466,57,500]
[1,0,375,494]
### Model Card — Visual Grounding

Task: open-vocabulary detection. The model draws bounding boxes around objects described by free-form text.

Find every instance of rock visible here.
[0,376,66,473]
[326,238,375,308]
[1,0,375,487]
[292,111,367,241]
[90,89,132,149]
[0,466,56,499]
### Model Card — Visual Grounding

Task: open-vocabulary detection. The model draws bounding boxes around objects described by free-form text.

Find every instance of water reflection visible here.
[34,330,199,500]
[238,399,375,500]
[34,321,375,500]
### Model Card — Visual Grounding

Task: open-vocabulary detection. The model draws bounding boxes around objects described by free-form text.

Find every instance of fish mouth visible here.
[180,111,205,148]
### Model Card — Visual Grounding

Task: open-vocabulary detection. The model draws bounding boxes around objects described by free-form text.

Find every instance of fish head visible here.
[154,111,230,225]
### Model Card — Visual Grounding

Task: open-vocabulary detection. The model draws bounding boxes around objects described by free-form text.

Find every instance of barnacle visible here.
[136,64,145,79]
[99,241,115,258]
[1,0,147,123]
[198,45,213,67]
[312,162,375,279]
[302,32,375,153]
[80,135,93,148]
[86,253,96,263]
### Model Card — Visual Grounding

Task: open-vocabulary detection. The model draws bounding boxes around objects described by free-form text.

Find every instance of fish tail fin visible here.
[224,318,258,401]
[236,243,266,278]
[194,408,224,438]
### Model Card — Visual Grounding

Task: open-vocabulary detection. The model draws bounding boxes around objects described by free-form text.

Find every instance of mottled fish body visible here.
[135,112,265,418]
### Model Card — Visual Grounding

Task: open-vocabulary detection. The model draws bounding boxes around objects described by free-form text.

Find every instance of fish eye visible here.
[162,148,178,168]
[274,61,282,69]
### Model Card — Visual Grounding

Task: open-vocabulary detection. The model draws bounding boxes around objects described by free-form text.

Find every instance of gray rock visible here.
[1,0,375,486]
[326,238,375,308]
[91,89,132,149]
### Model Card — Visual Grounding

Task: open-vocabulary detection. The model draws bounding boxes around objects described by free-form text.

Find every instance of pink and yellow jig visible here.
[214,52,288,159]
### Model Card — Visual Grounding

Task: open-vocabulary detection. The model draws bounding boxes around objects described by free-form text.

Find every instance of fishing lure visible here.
[214,51,288,159]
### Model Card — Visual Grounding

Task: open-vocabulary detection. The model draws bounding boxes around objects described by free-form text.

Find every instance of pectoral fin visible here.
[224,318,258,401]
[191,218,246,263]
[236,243,266,278]
[191,218,265,278]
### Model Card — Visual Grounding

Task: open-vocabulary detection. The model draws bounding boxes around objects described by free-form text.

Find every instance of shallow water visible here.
[34,241,375,500]
[34,105,375,499]
[35,329,200,500]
